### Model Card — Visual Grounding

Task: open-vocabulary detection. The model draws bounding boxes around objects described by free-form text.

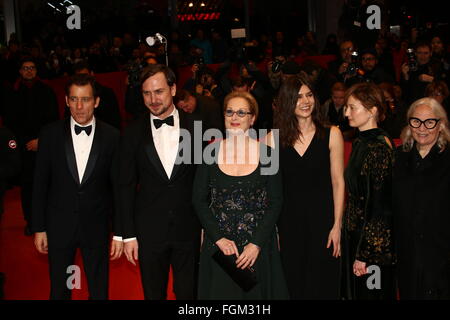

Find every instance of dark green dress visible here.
[341,128,396,300]
[192,143,289,300]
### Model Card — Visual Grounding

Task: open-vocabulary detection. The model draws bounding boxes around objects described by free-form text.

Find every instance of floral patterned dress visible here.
[341,128,396,300]
[192,143,289,299]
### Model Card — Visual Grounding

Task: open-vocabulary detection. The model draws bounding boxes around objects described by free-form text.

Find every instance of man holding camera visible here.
[328,40,356,82]
[401,42,444,104]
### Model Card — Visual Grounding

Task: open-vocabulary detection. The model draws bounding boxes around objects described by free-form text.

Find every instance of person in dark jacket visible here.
[393,97,450,299]
[2,57,59,235]
[71,61,122,130]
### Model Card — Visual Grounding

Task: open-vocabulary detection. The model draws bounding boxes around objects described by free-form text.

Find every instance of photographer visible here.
[328,40,357,82]
[124,52,158,119]
[401,42,444,104]
[346,48,394,87]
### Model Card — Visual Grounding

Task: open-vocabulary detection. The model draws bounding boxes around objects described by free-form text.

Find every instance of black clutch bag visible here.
[212,250,258,292]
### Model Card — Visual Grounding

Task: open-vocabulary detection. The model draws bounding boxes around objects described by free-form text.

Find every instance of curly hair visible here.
[273,74,326,148]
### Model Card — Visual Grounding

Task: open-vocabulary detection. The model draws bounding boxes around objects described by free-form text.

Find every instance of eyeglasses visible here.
[22,66,36,71]
[409,117,440,129]
[68,96,94,104]
[225,109,253,117]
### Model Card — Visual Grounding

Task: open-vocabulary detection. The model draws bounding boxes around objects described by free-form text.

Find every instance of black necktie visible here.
[74,124,92,136]
[153,116,174,129]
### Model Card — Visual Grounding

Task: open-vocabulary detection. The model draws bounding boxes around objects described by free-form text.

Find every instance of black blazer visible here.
[119,111,201,244]
[31,118,120,249]
[393,144,450,298]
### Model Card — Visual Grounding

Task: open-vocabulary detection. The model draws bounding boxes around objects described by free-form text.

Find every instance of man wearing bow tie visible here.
[31,74,123,299]
[119,64,201,300]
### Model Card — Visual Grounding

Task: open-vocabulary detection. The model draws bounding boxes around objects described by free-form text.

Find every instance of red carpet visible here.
[0,187,175,300]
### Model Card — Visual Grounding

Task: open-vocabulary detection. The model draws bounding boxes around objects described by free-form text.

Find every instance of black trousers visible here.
[138,240,199,300]
[20,151,36,225]
[48,244,109,300]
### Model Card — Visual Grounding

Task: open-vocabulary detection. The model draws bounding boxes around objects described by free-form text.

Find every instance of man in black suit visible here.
[72,61,122,130]
[120,64,201,300]
[2,58,59,235]
[32,74,123,300]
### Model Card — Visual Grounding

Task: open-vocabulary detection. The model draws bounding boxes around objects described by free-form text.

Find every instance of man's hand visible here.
[124,240,139,266]
[419,74,434,83]
[34,232,48,254]
[339,62,349,75]
[26,139,38,152]
[110,239,123,260]
[401,63,410,80]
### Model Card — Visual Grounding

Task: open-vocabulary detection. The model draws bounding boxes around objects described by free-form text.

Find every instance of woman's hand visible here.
[216,238,239,258]
[236,243,260,270]
[327,226,341,258]
[353,259,367,277]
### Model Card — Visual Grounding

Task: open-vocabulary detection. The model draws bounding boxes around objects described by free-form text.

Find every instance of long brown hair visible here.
[274,74,326,148]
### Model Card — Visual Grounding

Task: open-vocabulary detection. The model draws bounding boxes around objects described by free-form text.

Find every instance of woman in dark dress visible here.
[393,97,450,299]
[192,91,289,299]
[267,75,345,299]
[341,82,396,300]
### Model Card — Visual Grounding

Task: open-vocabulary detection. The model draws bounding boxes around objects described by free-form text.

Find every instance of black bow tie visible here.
[74,124,92,136]
[153,116,174,129]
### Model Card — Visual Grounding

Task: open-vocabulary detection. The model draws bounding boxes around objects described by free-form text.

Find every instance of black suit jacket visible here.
[119,111,201,244]
[31,118,120,249]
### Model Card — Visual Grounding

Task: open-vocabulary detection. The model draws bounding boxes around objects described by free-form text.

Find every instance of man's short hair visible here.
[174,89,193,105]
[65,74,98,97]
[19,56,36,68]
[73,61,92,74]
[140,64,177,88]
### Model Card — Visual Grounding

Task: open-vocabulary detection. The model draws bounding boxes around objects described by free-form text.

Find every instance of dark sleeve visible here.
[192,163,223,243]
[250,151,283,248]
[0,128,21,181]
[206,99,224,133]
[109,130,122,237]
[99,87,122,130]
[356,142,395,265]
[118,125,139,239]
[44,85,60,123]
[30,126,53,232]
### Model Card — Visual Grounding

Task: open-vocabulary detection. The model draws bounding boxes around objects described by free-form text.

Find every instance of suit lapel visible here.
[169,111,190,181]
[64,119,80,185]
[143,116,170,182]
[80,121,101,186]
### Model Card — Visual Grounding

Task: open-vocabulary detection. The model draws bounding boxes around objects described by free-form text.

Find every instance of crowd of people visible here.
[1,23,450,300]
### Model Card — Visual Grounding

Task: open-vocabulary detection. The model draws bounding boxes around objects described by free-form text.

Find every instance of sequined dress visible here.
[192,143,289,299]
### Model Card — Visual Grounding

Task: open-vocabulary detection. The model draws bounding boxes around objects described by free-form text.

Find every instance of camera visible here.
[272,58,284,73]
[406,48,418,72]
[126,60,147,88]
[346,51,360,77]
[195,56,205,66]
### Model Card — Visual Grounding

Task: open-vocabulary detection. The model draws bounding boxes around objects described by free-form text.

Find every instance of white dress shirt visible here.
[70,117,95,183]
[150,107,180,179]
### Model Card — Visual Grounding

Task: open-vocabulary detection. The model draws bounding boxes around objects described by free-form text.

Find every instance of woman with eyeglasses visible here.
[192,91,289,299]
[393,97,450,299]
[266,74,345,299]
[341,82,396,300]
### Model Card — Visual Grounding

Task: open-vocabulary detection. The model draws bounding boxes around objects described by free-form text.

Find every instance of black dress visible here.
[341,128,396,300]
[192,143,289,300]
[393,143,450,299]
[278,127,341,299]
